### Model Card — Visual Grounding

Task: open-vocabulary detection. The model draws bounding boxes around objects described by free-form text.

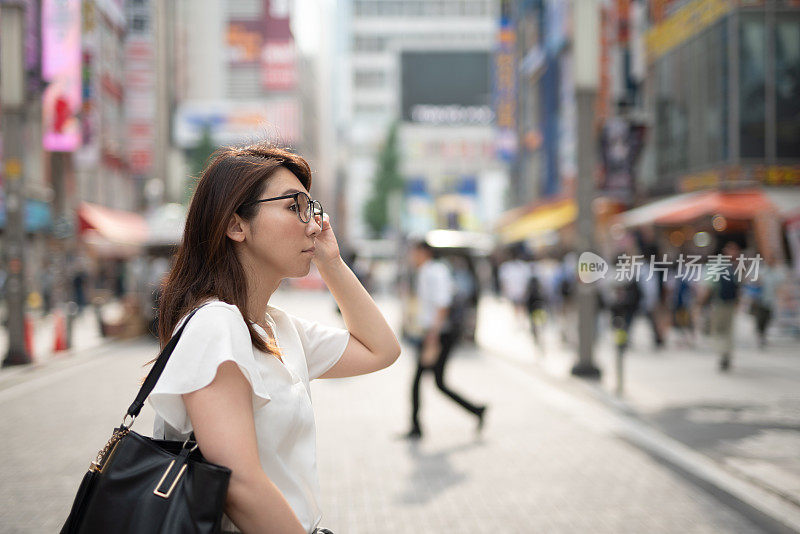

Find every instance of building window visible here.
[775,15,800,158]
[130,15,148,32]
[354,69,387,88]
[739,13,766,159]
[353,35,386,52]
[354,103,389,116]
[656,48,689,177]
[354,1,378,16]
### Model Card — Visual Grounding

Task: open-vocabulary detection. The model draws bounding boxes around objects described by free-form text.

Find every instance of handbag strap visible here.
[126,304,208,419]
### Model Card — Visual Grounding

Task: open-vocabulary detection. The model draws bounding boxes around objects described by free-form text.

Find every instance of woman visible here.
[148,143,401,534]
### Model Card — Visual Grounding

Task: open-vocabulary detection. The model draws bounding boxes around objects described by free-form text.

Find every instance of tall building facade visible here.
[343,0,505,239]
[172,0,304,201]
[643,0,800,194]
[75,0,136,210]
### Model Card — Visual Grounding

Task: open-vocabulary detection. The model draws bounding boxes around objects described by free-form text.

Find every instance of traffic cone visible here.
[24,313,35,361]
[53,310,68,352]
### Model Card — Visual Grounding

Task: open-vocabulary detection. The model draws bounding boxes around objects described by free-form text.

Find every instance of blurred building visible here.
[642,0,800,195]
[171,0,306,201]
[74,1,133,211]
[497,0,800,265]
[342,0,506,239]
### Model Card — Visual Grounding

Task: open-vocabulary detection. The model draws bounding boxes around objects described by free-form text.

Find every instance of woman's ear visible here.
[226,213,247,243]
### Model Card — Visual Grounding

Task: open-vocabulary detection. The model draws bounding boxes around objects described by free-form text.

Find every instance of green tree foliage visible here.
[363,122,404,237]
[185,124,217,203]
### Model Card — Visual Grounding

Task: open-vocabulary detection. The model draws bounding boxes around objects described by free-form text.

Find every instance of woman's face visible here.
[240,167,320,279]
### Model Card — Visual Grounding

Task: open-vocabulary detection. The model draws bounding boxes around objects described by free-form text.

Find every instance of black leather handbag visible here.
[61,306,232,534]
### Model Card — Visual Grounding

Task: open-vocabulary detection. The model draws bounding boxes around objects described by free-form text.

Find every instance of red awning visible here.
[620,189,788,227]
[654,189,775,225]
[77,202,148,257]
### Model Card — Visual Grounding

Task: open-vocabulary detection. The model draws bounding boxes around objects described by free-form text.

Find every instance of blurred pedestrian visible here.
[711,241,741,371]
[404,241,487,440]
[555,253,577,345]
[524,272,547,349]
[449,255,479,343]
[748,256,786,348]
[638,262,665,348]
[498,250,531,321]
[671,271,695,347]
[151,143,400,533]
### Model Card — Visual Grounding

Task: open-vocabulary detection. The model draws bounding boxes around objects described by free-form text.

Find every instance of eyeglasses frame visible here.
[244,191,323,225]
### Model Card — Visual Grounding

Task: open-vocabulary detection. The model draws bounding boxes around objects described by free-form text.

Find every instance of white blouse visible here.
[148,300,350,533]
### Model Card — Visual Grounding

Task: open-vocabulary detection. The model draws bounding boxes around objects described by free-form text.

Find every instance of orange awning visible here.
[654,189,775,225]
[77,202,148,257]
[620,189,787,227]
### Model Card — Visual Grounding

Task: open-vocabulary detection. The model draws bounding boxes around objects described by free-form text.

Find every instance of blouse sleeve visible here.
[148,304,271,434]
[287,313,350,380]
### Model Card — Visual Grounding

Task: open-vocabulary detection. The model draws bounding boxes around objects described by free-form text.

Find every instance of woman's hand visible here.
[312,214,340,267]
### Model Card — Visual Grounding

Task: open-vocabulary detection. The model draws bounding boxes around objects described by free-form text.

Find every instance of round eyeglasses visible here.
[245,191,323,224]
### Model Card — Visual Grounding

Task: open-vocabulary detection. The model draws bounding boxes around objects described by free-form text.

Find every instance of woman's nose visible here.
[306,215,322,236]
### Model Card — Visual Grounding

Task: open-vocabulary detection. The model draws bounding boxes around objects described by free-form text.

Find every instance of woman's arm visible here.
[183,361,305,534]
[316,256,402,377]
[312,217,401,378]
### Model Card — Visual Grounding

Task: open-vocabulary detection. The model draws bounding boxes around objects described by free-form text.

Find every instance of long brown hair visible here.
[156,142,312,355]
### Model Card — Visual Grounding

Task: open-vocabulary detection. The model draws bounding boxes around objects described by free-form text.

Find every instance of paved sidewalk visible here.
[475,296,800,525]
[0,288,790,532]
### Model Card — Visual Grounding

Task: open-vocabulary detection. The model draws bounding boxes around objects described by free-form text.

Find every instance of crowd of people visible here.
[492,242,797,373]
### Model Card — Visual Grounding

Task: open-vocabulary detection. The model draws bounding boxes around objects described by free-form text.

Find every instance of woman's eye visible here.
[288,204,298,212]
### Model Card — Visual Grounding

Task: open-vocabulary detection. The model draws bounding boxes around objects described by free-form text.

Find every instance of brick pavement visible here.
[473,295,800,515]
[0,288,781,533]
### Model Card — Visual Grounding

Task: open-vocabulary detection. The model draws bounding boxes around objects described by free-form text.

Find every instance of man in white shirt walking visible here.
[404,241,487,439]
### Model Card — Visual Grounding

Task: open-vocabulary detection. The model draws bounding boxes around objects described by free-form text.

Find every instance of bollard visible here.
[52,308,68,352]
[23,312,35,361]
[65,301,79,350]
[612,316,627,397]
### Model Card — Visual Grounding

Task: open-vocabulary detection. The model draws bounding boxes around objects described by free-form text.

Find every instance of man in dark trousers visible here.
[404,241,487,439]
[712,241,741,371]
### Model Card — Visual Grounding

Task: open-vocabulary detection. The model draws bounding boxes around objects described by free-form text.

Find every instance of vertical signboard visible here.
[41,0,82,152]
[494,0,517,162]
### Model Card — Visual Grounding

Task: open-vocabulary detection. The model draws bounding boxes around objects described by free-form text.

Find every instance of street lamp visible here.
[1,1,32,366]
[571,0,601,378]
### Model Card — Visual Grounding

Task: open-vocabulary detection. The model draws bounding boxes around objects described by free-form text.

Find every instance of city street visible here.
[1,288,797,533]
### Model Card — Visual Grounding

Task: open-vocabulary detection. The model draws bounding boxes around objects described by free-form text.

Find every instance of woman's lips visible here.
[302,247,315,254]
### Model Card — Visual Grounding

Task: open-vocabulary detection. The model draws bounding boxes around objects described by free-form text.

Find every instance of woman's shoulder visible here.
[177,299,248,334]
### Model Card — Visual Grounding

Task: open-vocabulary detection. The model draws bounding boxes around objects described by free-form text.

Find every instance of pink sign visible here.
[42,0,82,152]
[262,40,297,91]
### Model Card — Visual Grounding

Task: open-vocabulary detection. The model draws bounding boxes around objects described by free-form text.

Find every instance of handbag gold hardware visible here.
[90,427,129,473]
[153,460,188,499]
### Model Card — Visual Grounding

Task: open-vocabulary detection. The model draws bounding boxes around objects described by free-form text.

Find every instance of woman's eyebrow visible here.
[279,188,302,196]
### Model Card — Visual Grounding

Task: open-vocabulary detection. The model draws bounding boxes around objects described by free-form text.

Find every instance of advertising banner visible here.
[42,0,82,152]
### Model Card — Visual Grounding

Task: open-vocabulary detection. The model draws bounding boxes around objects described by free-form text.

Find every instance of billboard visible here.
[174,99,300,148]
[401,51,493,125]
[226,0,296,91]
[41,0,82,152]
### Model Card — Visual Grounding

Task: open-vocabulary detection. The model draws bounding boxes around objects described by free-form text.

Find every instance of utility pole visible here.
[1,1,31,366]
[154,0,171,203]
[571,0,601,379]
